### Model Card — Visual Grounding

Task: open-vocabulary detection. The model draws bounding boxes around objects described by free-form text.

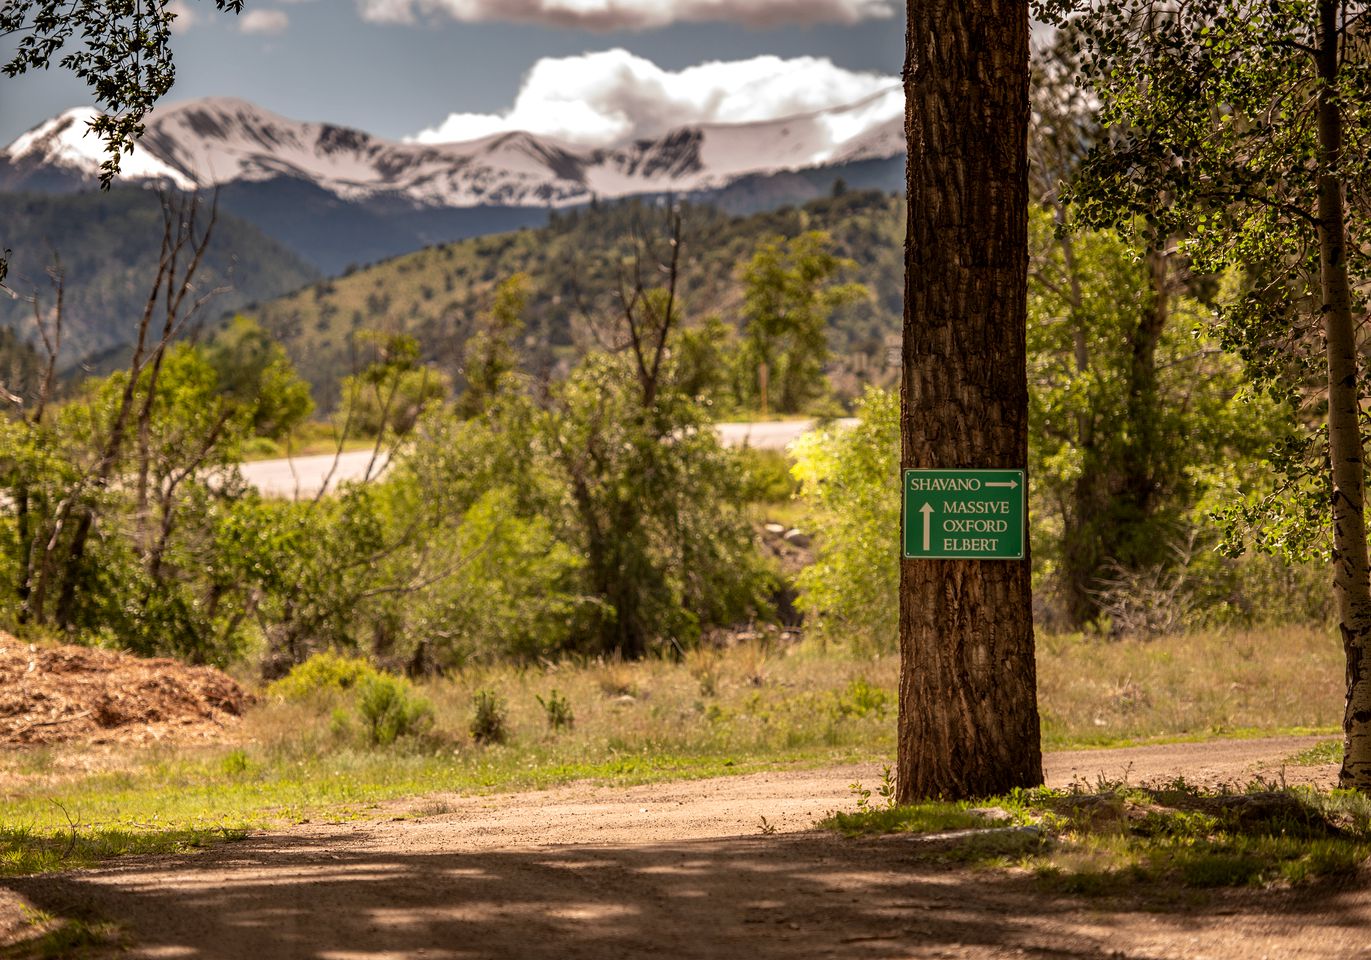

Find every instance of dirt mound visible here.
[0,633,251,745]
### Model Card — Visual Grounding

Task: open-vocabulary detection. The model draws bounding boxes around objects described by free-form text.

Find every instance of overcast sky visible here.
[0,0,906,147]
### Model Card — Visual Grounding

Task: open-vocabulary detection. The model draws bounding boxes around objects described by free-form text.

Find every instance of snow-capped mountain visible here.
[0,91,904,208]
[0,94,905,274]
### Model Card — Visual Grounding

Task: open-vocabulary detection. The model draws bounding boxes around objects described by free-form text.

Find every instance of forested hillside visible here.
[243,189,904,408]
[0,327,42,404]
[0,189,319,369]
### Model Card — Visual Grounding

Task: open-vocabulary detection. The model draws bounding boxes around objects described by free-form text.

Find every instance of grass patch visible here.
[1288,738,1341,766]
[1,906,124,960]
[824,802,1024,837]
[0,822,249,878]
[0,641,897,874]
[0,626,1349,879]
[1,747,838,844]
[822,780,1371,894]
[1036,625,1344,749]
[240,424,379,461]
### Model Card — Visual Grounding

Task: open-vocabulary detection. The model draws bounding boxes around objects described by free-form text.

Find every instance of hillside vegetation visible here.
[0,189,1315,671]
[0,188,320,372]
[243,189,904,408]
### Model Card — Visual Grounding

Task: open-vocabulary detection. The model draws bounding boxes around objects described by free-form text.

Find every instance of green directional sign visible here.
[902,468,1025,560]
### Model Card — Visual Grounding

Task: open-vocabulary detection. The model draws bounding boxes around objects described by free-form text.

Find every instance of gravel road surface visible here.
[4,735,1362,960]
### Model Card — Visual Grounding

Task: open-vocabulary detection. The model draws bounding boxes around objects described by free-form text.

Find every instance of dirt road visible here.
[239,420,859,497]
[5,736,1367,959]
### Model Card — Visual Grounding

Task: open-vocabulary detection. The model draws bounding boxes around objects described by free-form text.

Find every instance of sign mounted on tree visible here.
[902,469,1025,560]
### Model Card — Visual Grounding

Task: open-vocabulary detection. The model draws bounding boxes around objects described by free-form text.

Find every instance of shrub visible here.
[416,484,586,664]
[470,689,508,744]
[790,388,899,652]
[837,678,890,718]
[266,652,381,702]
[535,689,574,731]
[355,673,434,746]
[545,345,773,657]
[735,447,799,503]
[220,749,252,776]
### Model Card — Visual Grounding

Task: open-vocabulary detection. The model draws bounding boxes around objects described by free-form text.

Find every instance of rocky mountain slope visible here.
[1,93,902,207]
[0,95,904,273]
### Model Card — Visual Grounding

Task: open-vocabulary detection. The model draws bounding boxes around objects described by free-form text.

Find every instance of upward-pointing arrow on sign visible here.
[920,502,934,551]
[984,479,1019,489]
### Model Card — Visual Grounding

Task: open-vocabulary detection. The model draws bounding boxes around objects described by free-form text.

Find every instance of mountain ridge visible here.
[0,92,904,210]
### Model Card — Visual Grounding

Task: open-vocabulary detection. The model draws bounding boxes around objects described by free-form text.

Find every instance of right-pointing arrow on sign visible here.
[920,502,934,551]
[984,479,1019,489]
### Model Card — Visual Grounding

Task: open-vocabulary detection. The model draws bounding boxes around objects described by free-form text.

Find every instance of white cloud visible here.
[358,0,894,31]
[240,9,290,34]
[167,0,197,33]
[410,49,899,147]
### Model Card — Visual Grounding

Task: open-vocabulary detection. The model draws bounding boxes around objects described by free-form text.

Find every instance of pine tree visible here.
[898,0,1044,799]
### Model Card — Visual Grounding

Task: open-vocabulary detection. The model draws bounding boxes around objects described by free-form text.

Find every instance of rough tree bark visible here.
[1313,0,1371,790]
[898,0,1043,800]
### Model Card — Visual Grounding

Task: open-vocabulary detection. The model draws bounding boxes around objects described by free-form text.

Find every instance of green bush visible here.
[837,678,890,718]
[790,388,899,651]
[546,349,772,656]
[355,673,434,746]
[220,749,252,776]
[266,652,381,702]
[735,447,799,503]
[418,484,587,664]
[470,689,508,744]
[535,689,574,731]
[0,329,313,662]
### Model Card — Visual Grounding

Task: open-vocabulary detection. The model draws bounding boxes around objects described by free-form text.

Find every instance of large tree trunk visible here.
[1314,0,1371,790]
[898,0,1042,800]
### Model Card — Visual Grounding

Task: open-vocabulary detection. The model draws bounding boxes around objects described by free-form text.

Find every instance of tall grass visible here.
[0,643,899,851]
[1036,625,1342,747]
[0,625,1346,873]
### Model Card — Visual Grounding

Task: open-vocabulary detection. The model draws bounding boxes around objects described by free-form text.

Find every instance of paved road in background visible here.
[715,418,856,450]
[239,450,393,499]
[240,419,858,497]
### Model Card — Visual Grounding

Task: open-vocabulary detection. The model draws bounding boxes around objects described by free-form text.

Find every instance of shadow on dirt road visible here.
[9,826,1369,959]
